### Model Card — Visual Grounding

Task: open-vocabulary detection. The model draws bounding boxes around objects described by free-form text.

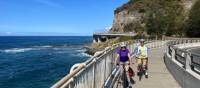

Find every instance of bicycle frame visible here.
[116,63,129,88]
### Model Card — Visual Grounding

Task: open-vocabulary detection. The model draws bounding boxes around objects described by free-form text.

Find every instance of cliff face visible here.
[110,0,195,33]
[110,1,144,32]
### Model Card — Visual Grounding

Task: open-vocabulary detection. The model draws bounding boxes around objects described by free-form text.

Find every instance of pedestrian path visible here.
[114,47,181,88]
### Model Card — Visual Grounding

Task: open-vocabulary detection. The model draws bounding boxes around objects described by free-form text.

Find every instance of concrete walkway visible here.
[114,47,181,88]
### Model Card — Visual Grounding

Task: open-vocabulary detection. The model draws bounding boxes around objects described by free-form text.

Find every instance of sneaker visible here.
[145,72,148,78]
[145,75,148,78]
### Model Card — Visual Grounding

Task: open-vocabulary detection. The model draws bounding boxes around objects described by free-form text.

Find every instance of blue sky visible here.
[0,0,128,36]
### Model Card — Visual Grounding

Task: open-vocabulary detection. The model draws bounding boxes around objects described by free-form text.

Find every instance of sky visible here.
[0,0,128,36]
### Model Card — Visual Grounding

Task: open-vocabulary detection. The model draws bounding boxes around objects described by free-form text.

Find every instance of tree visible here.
[186,0,200,37]
[144,0,184,38]
[145,0,166,39]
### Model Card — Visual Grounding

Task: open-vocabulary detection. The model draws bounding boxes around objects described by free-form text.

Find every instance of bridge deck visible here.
[114,47,181,88]
[93,33,136,36]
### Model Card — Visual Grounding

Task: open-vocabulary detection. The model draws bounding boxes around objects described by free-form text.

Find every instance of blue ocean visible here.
[0,36,92,88]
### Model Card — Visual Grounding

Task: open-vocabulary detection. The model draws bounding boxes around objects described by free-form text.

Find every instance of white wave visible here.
[76,49,86,52]
[39,45,52,48]
[3,48,36,53]
[53,48,60,50]
[71,52,92,57]
[33,45,53,48]
[80,53,92,57]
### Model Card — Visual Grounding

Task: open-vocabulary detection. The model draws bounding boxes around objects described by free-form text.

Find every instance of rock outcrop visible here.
[110,0,195,33]
[110,1,144,33]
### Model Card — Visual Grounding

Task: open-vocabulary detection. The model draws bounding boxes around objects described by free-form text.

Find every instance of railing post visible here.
[172,48,176,60]
[93,58,96,88]
[167,46,169,55]
[186,53,192,71]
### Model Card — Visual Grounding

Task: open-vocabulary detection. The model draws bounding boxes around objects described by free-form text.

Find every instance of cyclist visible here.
[115,42,132,87]
[136,39,149,79]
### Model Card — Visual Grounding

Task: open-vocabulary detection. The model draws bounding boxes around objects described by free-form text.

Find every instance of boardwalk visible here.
[114,47,181,88]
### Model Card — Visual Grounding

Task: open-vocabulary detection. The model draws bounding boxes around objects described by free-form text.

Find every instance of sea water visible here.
[0,36,92,88]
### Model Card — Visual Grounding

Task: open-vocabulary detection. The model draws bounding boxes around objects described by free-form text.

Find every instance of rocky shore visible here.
[83,46,100,56]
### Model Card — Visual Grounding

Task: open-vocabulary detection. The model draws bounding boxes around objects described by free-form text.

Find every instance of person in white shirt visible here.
[136,39,149,79]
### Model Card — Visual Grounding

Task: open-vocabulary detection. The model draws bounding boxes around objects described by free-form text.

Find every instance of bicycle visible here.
[137,58,148,81]
[116,63,133,88]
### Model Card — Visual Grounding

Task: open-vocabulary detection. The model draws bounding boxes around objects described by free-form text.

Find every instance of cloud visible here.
[6,32,12,35]
[34,0,62,8]
[105,26,112,31]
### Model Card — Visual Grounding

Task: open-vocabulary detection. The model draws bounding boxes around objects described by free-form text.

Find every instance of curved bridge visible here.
[51,38,200,88]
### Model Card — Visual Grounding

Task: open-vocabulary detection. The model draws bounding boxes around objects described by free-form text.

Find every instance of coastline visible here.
[83,46,100,56]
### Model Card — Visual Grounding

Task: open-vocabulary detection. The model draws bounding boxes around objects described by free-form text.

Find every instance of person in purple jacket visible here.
[115,42,132,87]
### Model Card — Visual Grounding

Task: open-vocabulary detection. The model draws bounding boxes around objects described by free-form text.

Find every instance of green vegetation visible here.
[118,36,133,42]
[145,0,185,38]
[117,0,200,38]
[124,22,143,33]
[185,0,200,37]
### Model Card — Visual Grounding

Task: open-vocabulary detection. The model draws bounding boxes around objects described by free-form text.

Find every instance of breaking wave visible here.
[0,45,84,54]
[2,48,37,53]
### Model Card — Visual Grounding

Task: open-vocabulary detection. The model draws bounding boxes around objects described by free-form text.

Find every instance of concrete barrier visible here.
[164,54,200,88]
[164,41,200,88]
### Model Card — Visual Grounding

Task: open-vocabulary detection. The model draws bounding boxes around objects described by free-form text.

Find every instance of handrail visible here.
[166,39,200,76]
[51,40,133,88]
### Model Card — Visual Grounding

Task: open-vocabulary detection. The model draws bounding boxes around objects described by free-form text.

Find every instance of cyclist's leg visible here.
[125,61,131,87]
[119,62,124,80]
[137,58,142,71]
[142,58,147,70]
[146,58,148,77]
[116,62,123,87]
[143,58,148,78]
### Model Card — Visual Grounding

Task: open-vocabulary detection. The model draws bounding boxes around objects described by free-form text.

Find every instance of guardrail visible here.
[51,39,167,88]
[167,39,200,74]
[191,53,200,74]
[165,38,200,88]
[51,40,135,88]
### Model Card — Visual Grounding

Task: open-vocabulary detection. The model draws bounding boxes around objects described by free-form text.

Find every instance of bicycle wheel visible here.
[122,72,129,88]
[138,65,143,81]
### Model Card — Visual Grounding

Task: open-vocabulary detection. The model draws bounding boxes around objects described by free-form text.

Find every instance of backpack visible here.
[128,67,135,77]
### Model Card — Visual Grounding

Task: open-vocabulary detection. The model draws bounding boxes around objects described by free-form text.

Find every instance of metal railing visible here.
[51,41,134,88]
[166,39,200,75]
[191,53,200,74]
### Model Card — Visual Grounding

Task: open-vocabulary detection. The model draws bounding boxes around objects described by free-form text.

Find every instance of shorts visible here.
[137,57,148,66]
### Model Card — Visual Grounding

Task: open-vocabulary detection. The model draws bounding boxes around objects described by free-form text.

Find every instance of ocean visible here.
[0,36,92,88]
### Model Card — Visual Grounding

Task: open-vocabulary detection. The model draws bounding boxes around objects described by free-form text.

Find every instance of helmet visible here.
[120,42,126,47]
[140,39,145,42]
